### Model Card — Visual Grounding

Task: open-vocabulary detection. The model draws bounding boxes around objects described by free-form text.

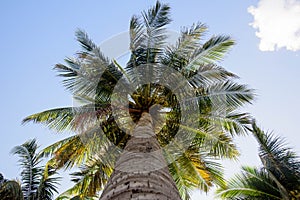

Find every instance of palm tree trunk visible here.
[99,112,182,200]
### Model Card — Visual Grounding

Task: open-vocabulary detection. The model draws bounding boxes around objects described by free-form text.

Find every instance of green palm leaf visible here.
[167,147,225,200]
[11,139,42,199]
[162,22,207,73]
[23,107,74,131]
[36,166,60,200]
[186,35,235,71]
[22,102,112,132]
[11,139,60,200]
[56,159,113,199]
[216,166,281,200]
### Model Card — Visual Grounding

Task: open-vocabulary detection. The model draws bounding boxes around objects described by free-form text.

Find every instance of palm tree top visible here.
[23,0,253,138]
[216,122,300,199]
[10,139,60,200]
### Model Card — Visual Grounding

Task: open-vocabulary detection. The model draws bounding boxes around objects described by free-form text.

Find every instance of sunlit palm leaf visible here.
[187,64,237,85]
[58,161,111,198]
[186,35,235,71]
[22,102,111,132]
[199,112,252,136]
[191,81,254,108]
[167,147,225,200]
[162,23,207,72]
[23,107,74,131]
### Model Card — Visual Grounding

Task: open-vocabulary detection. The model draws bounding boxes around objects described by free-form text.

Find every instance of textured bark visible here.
[99,112,182,200]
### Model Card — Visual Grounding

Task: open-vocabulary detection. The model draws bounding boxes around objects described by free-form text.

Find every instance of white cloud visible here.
[248,0,300,51]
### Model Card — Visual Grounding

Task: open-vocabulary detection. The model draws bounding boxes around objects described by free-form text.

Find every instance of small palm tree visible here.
[23,1,254,199]
[0,173,23,200]
[216,123,300,199]
[10,139,60,200]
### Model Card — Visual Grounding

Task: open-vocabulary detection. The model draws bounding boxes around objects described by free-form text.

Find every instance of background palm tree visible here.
[216,122,300,199]
[23,1,254,199]
[0,173,23,200]
[10,139,60,200]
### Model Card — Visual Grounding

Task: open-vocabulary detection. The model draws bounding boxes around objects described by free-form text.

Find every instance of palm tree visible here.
[0,173,23,200]
[10,139,60,200]
[216,123,300,199]
[23,1,254,199]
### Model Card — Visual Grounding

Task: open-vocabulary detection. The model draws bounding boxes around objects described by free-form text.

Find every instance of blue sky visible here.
[0,1,299,199]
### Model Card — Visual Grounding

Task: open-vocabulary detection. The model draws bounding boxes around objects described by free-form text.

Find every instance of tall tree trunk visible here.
[99,112,182,200]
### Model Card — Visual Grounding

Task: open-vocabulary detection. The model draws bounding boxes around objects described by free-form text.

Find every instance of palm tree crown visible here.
[23,1,254,199]
[0,173,23,200]
[11,139,60,200]
[216,122,300,199]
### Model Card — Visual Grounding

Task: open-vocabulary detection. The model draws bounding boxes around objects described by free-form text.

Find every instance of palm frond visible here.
[167,146,225,200]
[36,166,61,200]
[167,156,192,200]
[186,35,235,71]
[126,1,171,73]
[55,29,124,101]
[44,134,93,170]
[42,122,124,171]
[185,80,254,112]
[142,1,171,30]
[142,0,171,48]
[201,112,253,136]
[11,139,42,199]
[22,102,111,132]
[56,144,120,199]
[162,22,207,72]
[205,81,254,108]
[75,29,108,62]
[40,135,77,158]
[170,122,240,162]
[187,64,237,85]
[129,15,145,52]
[58,161,111,198]
[216,166,281,199]
[200,132,239,159]
[23,107,74,131]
